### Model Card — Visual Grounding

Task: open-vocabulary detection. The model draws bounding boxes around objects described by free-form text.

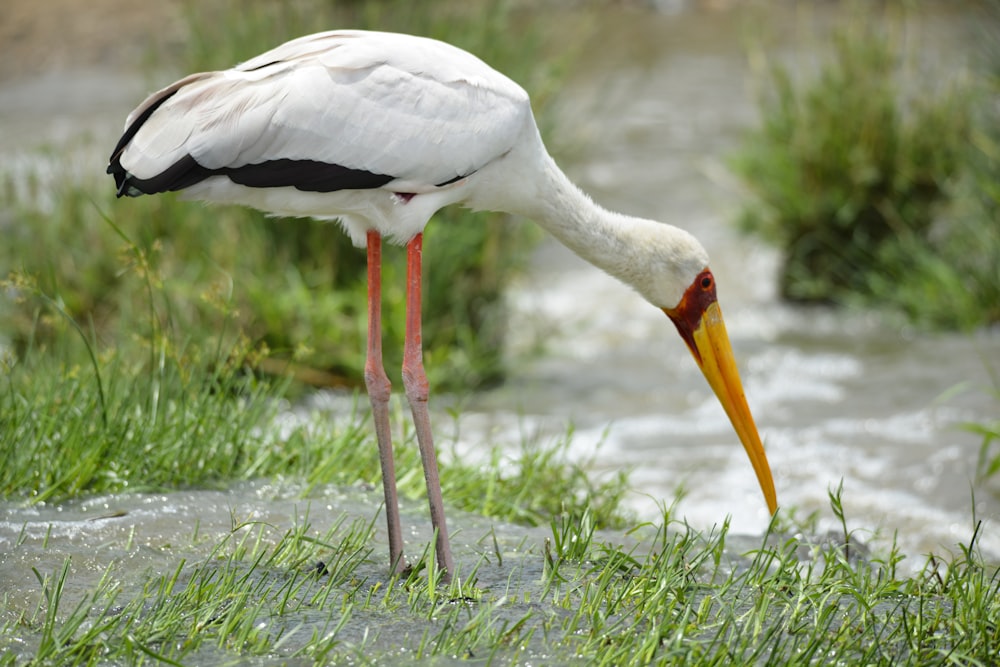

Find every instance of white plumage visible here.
[113,30,532,245]
[109,29,777,578]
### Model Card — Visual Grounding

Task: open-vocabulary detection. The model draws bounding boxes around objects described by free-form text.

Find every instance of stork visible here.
[108,29,778,577]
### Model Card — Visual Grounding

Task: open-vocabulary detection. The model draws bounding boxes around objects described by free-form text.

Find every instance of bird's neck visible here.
[513,153,672,300]
[468,131,706,309]
[527,159,628,259]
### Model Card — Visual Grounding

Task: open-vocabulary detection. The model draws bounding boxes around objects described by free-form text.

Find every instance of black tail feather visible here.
[107,87,183,197]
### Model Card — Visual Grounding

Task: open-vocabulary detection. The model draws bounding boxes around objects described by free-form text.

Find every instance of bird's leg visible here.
[401,233,455,577]
[364,230,406,575]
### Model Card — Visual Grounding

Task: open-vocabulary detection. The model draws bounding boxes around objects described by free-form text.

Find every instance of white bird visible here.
[108,29,778,577]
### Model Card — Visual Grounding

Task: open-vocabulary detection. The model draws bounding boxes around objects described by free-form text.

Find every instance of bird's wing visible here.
[113,30,531,193]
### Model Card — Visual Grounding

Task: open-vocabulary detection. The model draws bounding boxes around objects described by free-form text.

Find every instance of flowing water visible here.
[451,3,1000,564]
[458,270,1000,562]
[2,0,999,656]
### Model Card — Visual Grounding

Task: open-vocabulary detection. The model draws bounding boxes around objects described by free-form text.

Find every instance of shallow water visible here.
[1,0,999,659]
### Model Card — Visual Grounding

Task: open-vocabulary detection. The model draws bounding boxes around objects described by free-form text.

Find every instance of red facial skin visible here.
[665,269,718,365]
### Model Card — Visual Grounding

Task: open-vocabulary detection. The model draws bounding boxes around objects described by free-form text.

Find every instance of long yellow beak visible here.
[665,270,778,515]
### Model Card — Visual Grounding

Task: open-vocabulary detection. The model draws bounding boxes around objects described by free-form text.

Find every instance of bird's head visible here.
[664,266,777,515]
[532,207,778,514]
[621,222,778,514]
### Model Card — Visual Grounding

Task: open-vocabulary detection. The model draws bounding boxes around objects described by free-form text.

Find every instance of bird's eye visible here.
[700,274,713,290]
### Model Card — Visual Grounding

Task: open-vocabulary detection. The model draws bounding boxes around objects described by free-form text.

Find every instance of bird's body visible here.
[115,31,529,245]
[110,29,778,577]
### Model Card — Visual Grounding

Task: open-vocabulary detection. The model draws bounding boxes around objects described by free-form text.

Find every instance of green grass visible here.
[0,273,628,527]
[732,9,1000,329]
[3,486,999,665]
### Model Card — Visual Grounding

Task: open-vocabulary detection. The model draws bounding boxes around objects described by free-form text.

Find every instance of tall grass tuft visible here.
[732,14,1000,329]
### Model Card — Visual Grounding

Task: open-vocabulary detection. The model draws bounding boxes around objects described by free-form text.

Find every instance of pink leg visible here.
[401,233,455,576]
[364,230,406,575]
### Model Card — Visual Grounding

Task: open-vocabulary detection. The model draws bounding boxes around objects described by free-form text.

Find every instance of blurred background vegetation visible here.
[1,0,569,393]
[732,6,1000,330]
[729,4,999,478]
